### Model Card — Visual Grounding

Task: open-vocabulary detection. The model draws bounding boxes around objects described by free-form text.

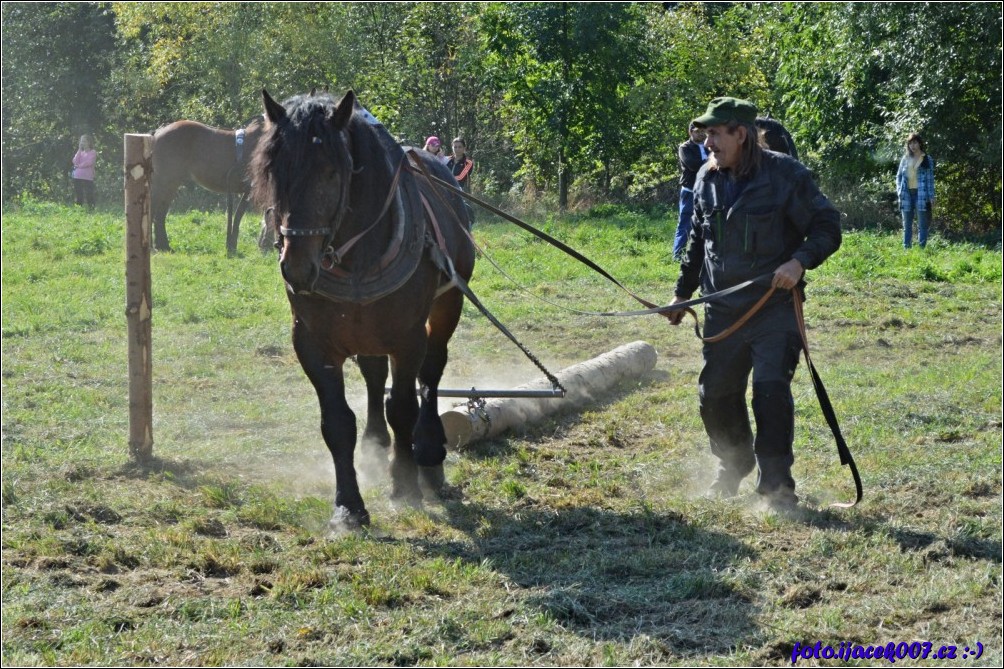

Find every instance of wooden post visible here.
[125,134,154,461]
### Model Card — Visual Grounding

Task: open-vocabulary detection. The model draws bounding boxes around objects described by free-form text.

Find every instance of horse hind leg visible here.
[356,355,392,481]
[358,355,392,448]
[385,344,426,508]
[412,289,465,496]
[258,211,276,254]
[150,184,178,252]
[227,191,251,256]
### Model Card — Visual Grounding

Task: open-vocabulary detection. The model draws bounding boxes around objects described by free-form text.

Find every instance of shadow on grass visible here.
[782,506,1002,564]
[116,455,220,487]
[415,500,761,656]
[879,523,1001,563]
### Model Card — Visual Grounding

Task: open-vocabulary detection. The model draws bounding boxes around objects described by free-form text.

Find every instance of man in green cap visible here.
[666,97,842,510]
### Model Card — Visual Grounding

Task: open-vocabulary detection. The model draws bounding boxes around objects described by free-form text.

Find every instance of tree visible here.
[109,2,325,128]
[751,2,1002,233]
[626,2,772,203]
[481,2,649,209]
[2,2,999,232]
[2,2,117,200]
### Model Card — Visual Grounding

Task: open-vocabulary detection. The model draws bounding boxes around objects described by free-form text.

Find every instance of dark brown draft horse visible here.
[151,117,263,253]
[756,116,799,160]
[250,89,475,529]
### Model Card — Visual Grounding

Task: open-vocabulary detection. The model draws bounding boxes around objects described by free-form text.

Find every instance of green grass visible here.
[2,201,1001,665]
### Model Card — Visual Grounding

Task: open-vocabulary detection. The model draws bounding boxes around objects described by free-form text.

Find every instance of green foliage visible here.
[481,3,650,208]
[1,2,1000,234]
[1,2,117,201]
[626,3,773,204]
[755,3,1003,236]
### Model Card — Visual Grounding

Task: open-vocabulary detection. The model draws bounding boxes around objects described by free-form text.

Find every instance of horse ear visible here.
[262,88,286,125]
[309,87,317,97]
[330,90,356,130]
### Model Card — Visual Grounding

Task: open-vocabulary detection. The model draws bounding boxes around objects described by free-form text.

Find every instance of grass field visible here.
[2,200,1001,666]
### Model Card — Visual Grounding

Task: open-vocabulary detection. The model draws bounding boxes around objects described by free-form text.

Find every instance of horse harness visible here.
[274,153,427,305]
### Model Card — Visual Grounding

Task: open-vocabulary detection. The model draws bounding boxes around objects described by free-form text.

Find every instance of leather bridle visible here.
[274,150,407,272]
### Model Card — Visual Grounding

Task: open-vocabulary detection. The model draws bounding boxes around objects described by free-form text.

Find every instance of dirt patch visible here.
[779,584,823,609]
[65,504,122,525]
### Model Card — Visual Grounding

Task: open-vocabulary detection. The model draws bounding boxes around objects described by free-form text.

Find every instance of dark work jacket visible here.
[674,150,842,314]
[678,139,707,190]
[446,155,474,191]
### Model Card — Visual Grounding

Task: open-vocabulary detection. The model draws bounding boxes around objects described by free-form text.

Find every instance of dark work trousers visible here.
[73,178,95,209]
[698,296,804,495]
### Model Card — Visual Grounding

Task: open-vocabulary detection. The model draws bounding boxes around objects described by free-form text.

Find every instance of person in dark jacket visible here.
[673,122,708,260]
[666,97,842,510]
[446,138,474,192]
[446,137,475,223]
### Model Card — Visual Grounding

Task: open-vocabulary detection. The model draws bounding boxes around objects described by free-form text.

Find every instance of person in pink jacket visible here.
[71,134,97,209]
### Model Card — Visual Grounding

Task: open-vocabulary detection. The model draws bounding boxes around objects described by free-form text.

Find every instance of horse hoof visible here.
[362,429,392,450]
[329,505,370,532]
[390,486,424,509]
[418,464,446,499]
[412,441,446,468]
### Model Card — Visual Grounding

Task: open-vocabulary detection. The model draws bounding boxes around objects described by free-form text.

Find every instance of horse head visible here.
[251,89,357,294]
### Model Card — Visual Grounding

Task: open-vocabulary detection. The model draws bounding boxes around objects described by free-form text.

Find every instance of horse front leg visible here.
[293,323,369,528]
[258,210,276,254]
[227,191,250,256]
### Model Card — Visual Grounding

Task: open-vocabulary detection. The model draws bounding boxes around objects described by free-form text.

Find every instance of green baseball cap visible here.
[692,97,758,128]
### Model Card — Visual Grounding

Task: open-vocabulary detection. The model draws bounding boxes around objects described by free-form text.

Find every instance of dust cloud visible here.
[260,357,559,504]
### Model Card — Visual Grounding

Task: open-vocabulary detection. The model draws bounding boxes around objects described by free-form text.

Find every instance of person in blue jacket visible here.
[895,132,935,249]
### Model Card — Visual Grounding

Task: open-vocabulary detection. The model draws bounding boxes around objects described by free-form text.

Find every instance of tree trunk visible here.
[558,148,569,211]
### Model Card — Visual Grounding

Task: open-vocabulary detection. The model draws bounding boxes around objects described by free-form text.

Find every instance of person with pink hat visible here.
[423,136,449,164]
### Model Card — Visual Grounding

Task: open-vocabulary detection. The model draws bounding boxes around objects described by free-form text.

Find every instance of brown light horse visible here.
[250,89,475,529]
[151,117,263,253]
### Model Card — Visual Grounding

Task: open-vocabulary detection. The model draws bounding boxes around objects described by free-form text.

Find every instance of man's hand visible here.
[772,258,804,290]
[666,296,688,325]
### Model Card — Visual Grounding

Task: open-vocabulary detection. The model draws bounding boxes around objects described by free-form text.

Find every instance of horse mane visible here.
[241,115,265,130]
[252,93,342,211]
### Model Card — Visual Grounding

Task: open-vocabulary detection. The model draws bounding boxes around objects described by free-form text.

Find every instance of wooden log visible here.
[440,340,657,448]
[125,134,154,461]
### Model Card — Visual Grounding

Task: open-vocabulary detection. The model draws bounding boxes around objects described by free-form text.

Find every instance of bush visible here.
[823,174,900,232]
[936,161,1002,239]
